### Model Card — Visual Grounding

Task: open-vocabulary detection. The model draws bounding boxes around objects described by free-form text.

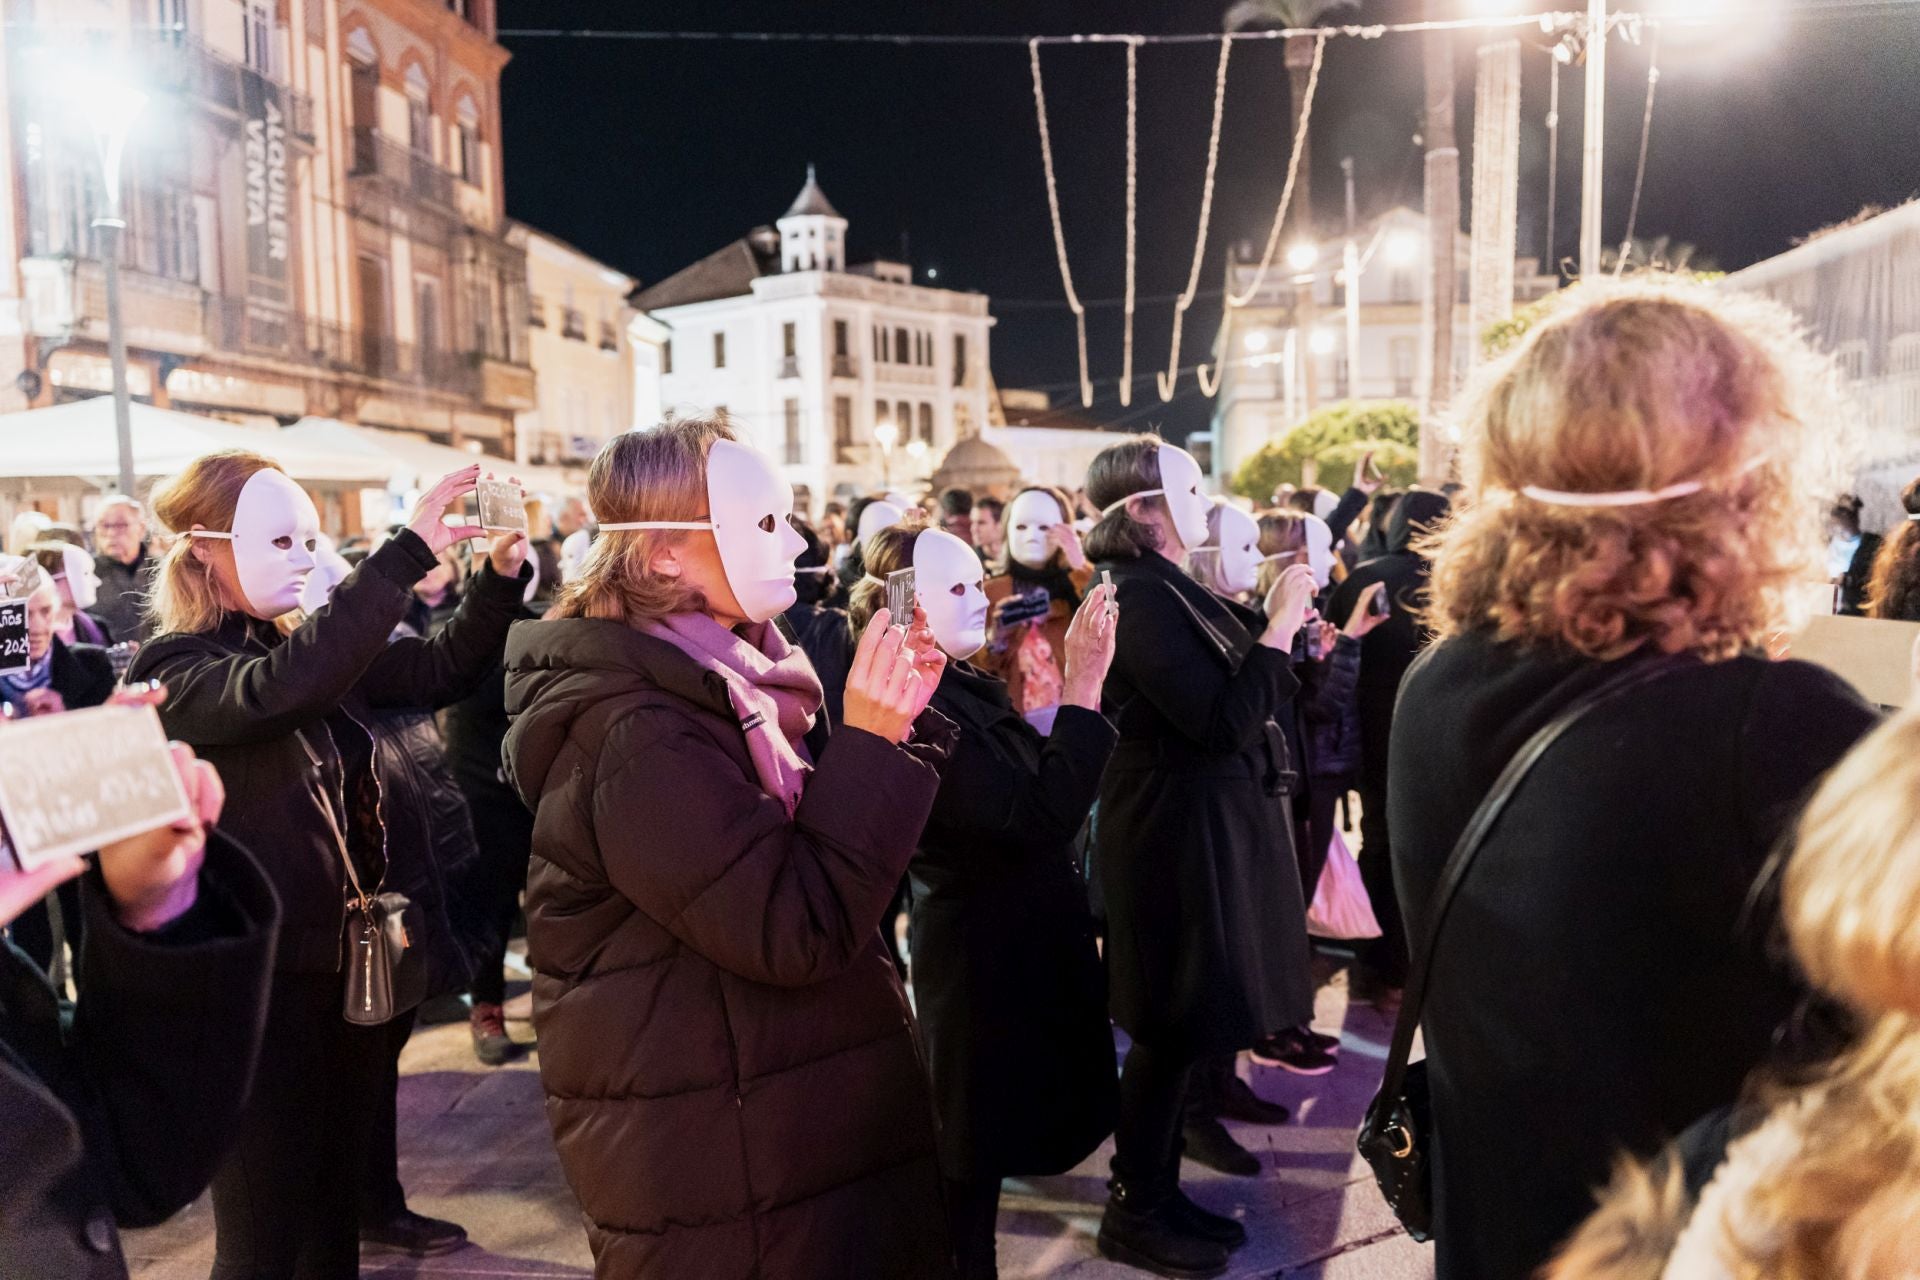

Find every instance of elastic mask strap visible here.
[596,521,715,531]
[1102,488,1164,517]
[1520,455,1770,508]
[187,530,236,541]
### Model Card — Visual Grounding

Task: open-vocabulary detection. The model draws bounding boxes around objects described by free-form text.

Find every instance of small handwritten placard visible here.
[0,600,27,677]
[0,704,191,870]
[476,480,527,533]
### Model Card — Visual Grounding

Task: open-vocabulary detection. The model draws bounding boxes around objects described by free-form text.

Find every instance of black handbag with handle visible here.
[1358,653,1690,1240]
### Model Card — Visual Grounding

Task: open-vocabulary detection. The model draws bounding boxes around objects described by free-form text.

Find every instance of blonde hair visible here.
[1427,276,1847,661]
[146,450,283,636]
[1254,509,1308,600]
[846,512,932,631]
[1550,712,1920,1280]
[550,416,731,625]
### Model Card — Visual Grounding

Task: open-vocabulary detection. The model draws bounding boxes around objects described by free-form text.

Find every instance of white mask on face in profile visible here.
[856,500,907,546]
[1208,503,1264,595]
[1156,445,1212,552]
[1302,514,1335,590]
[913,527,989,660]
[58,544,100,612]
[296,532,353,615]
[190,469,321,618]
[598,439,806,624]
[1005,490,1066,570]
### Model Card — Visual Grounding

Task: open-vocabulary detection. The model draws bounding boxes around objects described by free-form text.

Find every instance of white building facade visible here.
[512,223,641,466]
[1208,206,1557,483]
[636,168,995,516]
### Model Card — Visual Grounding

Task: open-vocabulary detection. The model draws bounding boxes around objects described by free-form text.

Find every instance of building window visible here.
[713,331,727,369]
[895,328,910,365]
[784,399,804,465]
[875,399,889,431]
[662,339,672,374]
[953,334,967,387]
[896,400,913,439]
[1389,268,1415,305]
[783,321,796,359]
[918,403,933,444]
[873,324,884,362]
[834,396,854,462]
[404,65,432,157]
[453,99,481,184]
[155,0,188,42]
[528,295,546,328]
[599,320,619,352]
[561,306,586,341]
[834,319,849,358]
[1391,336,1416,397]
[242,0,274,75]
[1834,341,1869,382]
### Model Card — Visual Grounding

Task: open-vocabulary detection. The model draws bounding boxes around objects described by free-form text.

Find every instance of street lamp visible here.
[59,64,148,496]
[874,419,899,487]
[1286,242,1319,274]
[1244,329,1270,354]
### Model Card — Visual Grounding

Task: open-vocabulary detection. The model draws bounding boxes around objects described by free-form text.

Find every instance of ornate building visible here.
[0,0,534,453]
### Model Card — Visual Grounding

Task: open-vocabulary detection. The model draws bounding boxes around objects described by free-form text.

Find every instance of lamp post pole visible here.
[874,421,898,488]
[84,92,144,496]
[1579,0,1608,278]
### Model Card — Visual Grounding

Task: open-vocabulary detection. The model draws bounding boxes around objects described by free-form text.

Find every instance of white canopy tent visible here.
[0,399,390,485]
[277,418,582,499]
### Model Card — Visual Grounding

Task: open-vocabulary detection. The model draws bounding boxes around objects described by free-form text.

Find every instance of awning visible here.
[0,399,390,485]
[277,418,583,496]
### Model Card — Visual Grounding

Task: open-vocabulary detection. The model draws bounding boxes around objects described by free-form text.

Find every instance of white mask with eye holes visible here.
[190,468,321,618]
[856,499,907,546]
[1005,489,1066,571]
[1207,502,1265,595]
[1156,444,1212,552]
[58,544,100,612]
[913,527,990,660]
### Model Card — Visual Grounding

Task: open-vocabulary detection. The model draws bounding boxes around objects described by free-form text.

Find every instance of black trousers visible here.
[360,1009,421,1226]
[209,972,394,1280]
[462,781,534,1007]
[1111,1039,1198,1201]
[1355,776,1408,988]
[945,1175,1002,1280]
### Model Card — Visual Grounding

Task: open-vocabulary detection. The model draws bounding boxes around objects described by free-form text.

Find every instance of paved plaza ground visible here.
[125,961,1432,1280]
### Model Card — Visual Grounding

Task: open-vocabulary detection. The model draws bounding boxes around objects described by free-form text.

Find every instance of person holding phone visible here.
[501,417,956,1279]
[979,485,1093,719]
[129,452,530,1280]
[0,691,281,1280]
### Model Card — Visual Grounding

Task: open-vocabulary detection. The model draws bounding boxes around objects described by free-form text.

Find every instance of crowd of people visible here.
[3,274,1920,1280]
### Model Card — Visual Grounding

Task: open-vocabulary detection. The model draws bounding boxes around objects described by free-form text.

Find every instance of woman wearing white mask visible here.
[979,484,1092,718]
[500,417,955,1280]
[27,542,110,645]
[852,516,1120,1280]
[129,450,531,1280]
[1085,435,1319,1277]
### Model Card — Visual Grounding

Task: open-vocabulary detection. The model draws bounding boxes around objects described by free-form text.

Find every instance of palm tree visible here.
[1224,0,1354,245]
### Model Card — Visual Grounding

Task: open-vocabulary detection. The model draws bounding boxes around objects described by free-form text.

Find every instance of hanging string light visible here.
[1028,39,1095,408]
[1155,37,1234,402]
[1120,37,1140,408]
[1615,24,1662,276]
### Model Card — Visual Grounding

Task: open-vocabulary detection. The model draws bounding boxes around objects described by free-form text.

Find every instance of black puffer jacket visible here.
[1300,632,1363,783]
[502,616,957,1280]
[129,533,527,974]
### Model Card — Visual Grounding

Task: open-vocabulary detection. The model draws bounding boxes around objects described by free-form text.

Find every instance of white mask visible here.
[190,469,321,618]
[1302,514,1335,591]
[296,532,354,615]
[1157,445,1212,552]
[1207,503,1264,595]
[856,500,907,546]
[58,544,100,612]
[598,439,806,624]
[913,527,989,660]
[1005,490,1066,570]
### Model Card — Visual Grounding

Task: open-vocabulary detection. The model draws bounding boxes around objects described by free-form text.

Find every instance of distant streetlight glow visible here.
[1286,242,1319,273]
[1384,231,1422,266]
[1244,330,1270,353]
[874,420,899,450]
[905,438,928,462]
[1309,328,1337,356]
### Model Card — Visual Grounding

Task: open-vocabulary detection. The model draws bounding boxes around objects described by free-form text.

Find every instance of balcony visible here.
[138,32,316,142]
[350,128,455,210]
[778,357,801,379]
[599,322,620,353]
[560,307,586,341]
[832,355,857,379]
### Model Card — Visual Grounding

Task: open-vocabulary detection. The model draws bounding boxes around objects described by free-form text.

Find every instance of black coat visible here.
[1388,633,1879,1280]
[0,833,279,1279]
[128,532,527,974]
[1839,532,1882,616]
[91,549,155,644]
[1300,632,1362,783]
[1326,489,1450,789]
[781,600,854,730]
[49,639,116,712]
[1092,551,1314,1050]
[502,616,957,1280]
[911,664,1117,1181]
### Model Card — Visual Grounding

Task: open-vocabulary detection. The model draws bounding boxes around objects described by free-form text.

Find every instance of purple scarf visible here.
[639,613,824,817]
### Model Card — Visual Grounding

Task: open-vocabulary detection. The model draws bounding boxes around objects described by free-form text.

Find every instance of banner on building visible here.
[242,68,291,309]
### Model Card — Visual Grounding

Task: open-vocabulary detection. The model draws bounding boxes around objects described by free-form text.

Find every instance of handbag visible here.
[1358,654,1689,1241]
[1307,826,1382,941]
[342,888,427,1026]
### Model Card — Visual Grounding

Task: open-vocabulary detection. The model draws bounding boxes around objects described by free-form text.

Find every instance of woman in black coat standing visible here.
[1391,279,1880,1280]
[1086,436,1319,1279]
[853,518,1120,1280]
[128,452,528,1280]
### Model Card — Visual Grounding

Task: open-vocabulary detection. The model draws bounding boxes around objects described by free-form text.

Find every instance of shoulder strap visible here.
[1374,653,1691,1102]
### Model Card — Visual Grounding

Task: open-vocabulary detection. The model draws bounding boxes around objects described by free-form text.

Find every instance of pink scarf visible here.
[639,613,824,817]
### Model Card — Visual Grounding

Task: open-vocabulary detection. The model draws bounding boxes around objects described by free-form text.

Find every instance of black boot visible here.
[1213,1071,1291,1126]
[1166,1188,1248,1251]
[1181,1115,1261,1177]
[1097,1180,1231,1279]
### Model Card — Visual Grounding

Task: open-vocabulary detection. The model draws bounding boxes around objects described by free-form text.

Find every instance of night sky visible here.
[496,0,1920,444]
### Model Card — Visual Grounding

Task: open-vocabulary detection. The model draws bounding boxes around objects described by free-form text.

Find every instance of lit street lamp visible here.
[874,418,899,486]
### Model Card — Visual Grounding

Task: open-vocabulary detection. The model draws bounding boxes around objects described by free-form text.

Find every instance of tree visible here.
[1230,400,1421,501]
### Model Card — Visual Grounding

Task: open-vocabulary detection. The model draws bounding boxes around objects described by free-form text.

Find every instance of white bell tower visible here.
[776,164,847,274]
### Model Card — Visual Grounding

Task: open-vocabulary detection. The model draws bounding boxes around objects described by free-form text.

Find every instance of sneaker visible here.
[1302,1027,1343,1055]
[470,1002,519,1067]
[359,1209,469,1257]
[1250,1029,1338,1076]
[1181,1116,1261,1177]
[1211,1072,1291,1127]
[1165,1188,1247,1251]
[1098,1187,1231,1279]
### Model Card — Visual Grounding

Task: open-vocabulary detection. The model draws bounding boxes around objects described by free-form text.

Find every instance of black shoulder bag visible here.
[1358,655,1689,1241]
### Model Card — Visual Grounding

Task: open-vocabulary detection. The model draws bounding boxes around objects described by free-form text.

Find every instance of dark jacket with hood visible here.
[128,531,528,976]
[0,834,279,1280]
[1325,488,1451,789]
[1092,550,1314,1050]
[501,616,958,1280]
[910,662,1117,1181]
